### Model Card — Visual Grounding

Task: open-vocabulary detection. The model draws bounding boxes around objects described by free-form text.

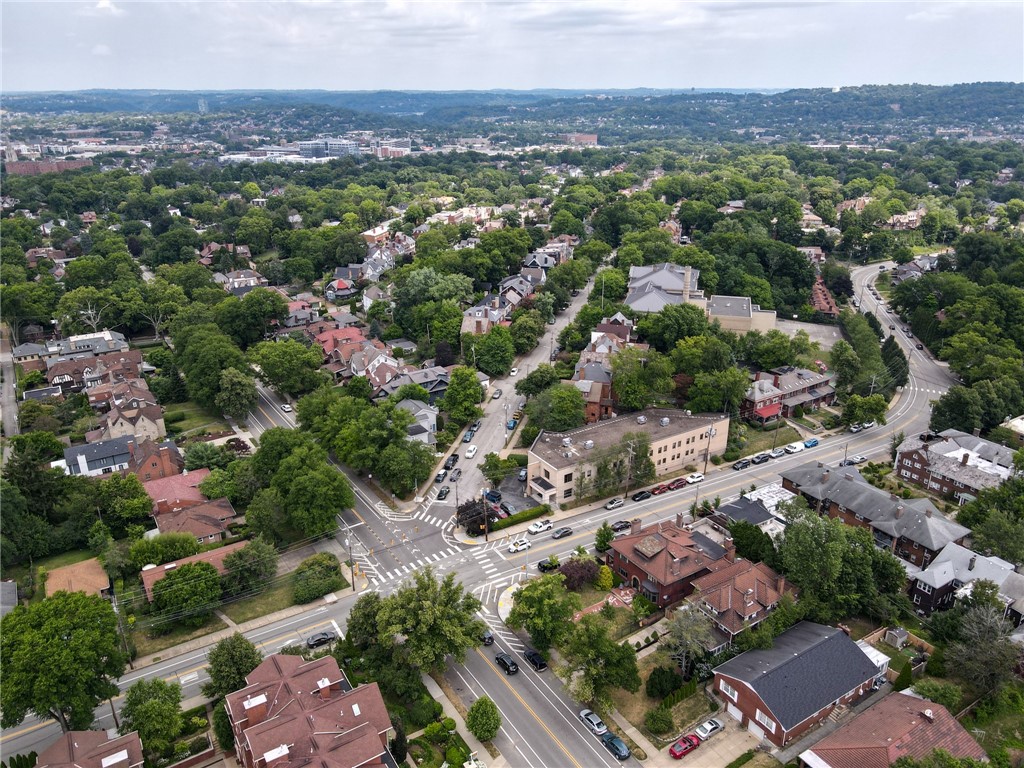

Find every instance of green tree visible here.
[274,453,353,537]
[506,573,581,652]
[439,366,484,426]
[152,561,223,629]
[249,339,324,397]
[202,632,264,698]
[221,538,279,598]
[215,367,259,419]
[912,679,962,713]
[118,679,183,755]
[515,365,560,397]
[0,592,127,731]
[245,487,288,545]
[841,393,888,426]
[374,567,484,672]
[947,604,1020,693]
[468,326,516,377]
[686,367,750,414]
[466,696,502,742]
[929,386,984,434]
[595,522,614,553]
[611,347,674,411]
[829,340,862,391]
[562,614,640,703]
[525,384,586,431]
[184,441,233,471]
[212,701,235,751]
[293,552,345,603]
[659,604,715,675]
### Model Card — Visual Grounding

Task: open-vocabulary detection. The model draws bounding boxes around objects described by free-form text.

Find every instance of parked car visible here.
[506,419,519,430]
[500,501,516,516]
[610,520,631,532]
[694,718,724,741]
[685,472,704,484]
[495,652,519,675]
[437,486,451,500]
[601,733,631,761]
[916,343,924,350]
[449,468,462,482]
[508,538,531,553]
[552,526,573,539]
[889,324,896,330]
[281,403,293,412]
[860,420,876,429]
[537,558,559,572]
[667,477,688,490]
[523,649,548,672]
[838,459,855,467]
[509,367,519,376]
[305,631,337,649]
[492,388,503,400]
[750,453,770,465]
[528,520,553,535]
[669,735,700,759]
[579,709,608,735]
[769,447,786,459]
[605,498,624,510]
[848,424,863,433]
[784,442,805,454]
[462,430,475,443]
[732,459,751,470]
[435,469,447,483]
[472,419,482,431]
[651,483,671,495]
[465,445,479,459]
[851,455,868,464]
[631,490,652,501]
[803,438,819,448]
[444,454,459,470]
[518,468,528,482]
[484,489,501,503]
[481,629,494,646]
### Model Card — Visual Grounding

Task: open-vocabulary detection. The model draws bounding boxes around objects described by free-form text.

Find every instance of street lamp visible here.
[702,426,718,476]
[344,537,356,594]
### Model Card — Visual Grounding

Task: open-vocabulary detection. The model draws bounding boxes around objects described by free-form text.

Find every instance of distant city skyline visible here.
[2,1,1021,93]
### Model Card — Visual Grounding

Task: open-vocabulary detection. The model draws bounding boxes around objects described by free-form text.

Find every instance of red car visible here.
[651,484,671,495]
[669,735,700,759]
[667,478,688,490]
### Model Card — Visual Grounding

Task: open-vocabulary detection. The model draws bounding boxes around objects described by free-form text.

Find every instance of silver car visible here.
[579,709,608,736]
[694,718,724,741]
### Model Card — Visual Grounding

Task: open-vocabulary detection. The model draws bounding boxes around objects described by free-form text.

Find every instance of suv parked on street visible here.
[495,652,518,675]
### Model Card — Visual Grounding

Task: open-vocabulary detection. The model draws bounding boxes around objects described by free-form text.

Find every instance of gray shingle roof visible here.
[63,435,136,465]
[714,621,878,731]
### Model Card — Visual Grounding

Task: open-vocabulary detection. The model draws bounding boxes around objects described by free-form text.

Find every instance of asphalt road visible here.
[0,264,955,764]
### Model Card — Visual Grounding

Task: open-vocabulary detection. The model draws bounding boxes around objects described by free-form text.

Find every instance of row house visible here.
[780,463,970,570]
[909,542,1024,626]
[713,622,883,748]
[741,367,836,424]
[224,655,393,768]
[895,429,1016,504]
[883,207,927,230]
[571,362,615,423]
[36,730,145,768]
[810,274,839,318]
[13,329,130,367]
[836,196,873,216]
[606,513,736,608]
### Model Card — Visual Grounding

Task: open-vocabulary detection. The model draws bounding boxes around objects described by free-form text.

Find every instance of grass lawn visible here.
[741,425,802,457]
[133,615,229,659]
[610,654,711,747]
[745,753,784,768]
[8,549,96,602]
[221,581,295,624]
[164,401,231,436]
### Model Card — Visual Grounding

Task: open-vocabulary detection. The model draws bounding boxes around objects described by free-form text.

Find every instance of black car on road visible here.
[631,490,652,501]
[538,558,560,572]
[732,459,752,470]
[552,526,573,539]
[306,631,337,649]
[610,520,631,532]
[444,454,459,470]
[523,649,548,672]
[495,652,519,675]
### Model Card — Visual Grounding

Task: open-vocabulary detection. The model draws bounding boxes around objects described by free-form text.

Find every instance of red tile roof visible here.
[154,497,236,539]
[608,518,733,588]
[690,560,792,636]
[143,468,210,512]
[36,731,144,768]
[803,692,987,768]
[140,540,247,601]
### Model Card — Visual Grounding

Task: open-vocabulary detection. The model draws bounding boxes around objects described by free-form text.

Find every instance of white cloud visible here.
[91,43,112,56]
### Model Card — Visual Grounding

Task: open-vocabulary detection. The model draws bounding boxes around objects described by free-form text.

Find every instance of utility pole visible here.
[702,426,718,476]
[623,440,635,498]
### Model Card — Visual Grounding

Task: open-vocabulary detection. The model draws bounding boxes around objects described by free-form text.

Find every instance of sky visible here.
[2,0,1022,93]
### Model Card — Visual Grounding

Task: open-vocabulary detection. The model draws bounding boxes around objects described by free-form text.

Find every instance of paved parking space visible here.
[776,318,842,351]
[662,717,761,768]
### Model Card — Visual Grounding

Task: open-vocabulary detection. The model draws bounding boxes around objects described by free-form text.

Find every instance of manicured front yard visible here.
[221,580,295,624]
[163,401,231,436]
[741,425,802,457]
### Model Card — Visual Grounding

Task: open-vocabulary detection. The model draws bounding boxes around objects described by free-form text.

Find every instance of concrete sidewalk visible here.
[422,672,508,768]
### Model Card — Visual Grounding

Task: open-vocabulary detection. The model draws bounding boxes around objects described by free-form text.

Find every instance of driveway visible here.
[665,716,761,768]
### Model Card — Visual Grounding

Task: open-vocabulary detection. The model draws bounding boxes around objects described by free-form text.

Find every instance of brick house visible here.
[713,622,881,747]
[605,513,735,608]
[780,463,970,569]
[140,541,248,601]
[127,439,184,482]
[224,655,393,768]
[741,367,836,423]
[909,542,1024,626]
[798,692,987,768]
[690,560,793,649]
[154,498,236,544]
[142,467,211,513]
[36,730,144,768]
[895,430,1016,504]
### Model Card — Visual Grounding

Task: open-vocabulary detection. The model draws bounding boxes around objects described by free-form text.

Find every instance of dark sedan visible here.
[306,631,337,649]
[610,520,631,532]
[552,527,573,539]
[631,490,652,502]
[732,459,751,471]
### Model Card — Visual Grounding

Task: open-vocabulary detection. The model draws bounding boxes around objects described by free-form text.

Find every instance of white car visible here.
[508,538,532,553]
[604,498,624,510]
[784,442,805,454]
[860,421,876,429]
[509,367,519,377]
[685,472,704,484]
[528,520,553,535]
[465,445,478,459]
[281,403,293,412]
[851,455,868,464]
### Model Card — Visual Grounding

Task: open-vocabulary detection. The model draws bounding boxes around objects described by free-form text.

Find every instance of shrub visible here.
[423,722,447,744]
[894,662,912,691]
[725,750,756,768]
[389,717,407,763]
[925,646,946,677]
[490,504,550,532]
[710,455,723,466]
[408,696,443,728]
[188,737,209,755]
[792,405,804,418]
[723,449,740,461]
[595,564,614,591]
[646,666,683,699]
[559,556,599,590]
[442,717,456,732]
[164,411,186,424]
[293,552,344,604]
[445,746,468,767]
[644,708,673,734]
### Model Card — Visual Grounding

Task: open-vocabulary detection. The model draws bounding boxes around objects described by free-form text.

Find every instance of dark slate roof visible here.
[717,496,776,527]
[713,621,878,731]
[63,435,135,464]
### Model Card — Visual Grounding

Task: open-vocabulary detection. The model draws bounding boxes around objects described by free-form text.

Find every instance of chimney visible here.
[777,575,786,595]
[821,469,830,483]
[676,512,684,528]
[961,453,969,466]
[262,744,290,768]
[317,676,332,700]
[895,505,904,519]
[630,518,642,535]
[969,555,977,571]
[773,374,781,388]
[243,693,269,726]
[972,428,981,437]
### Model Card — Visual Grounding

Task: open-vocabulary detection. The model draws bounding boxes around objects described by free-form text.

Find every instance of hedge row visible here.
[659,678,698,710]
[490,504,550,532]
[724,751,755,768]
